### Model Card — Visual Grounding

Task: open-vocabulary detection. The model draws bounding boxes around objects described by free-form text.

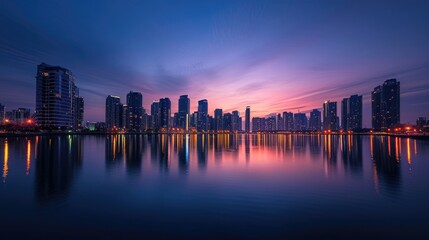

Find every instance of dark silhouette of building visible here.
[309,109,321,131]
[245,106,250,133]
[159,97,171,130]
[190,111,198,128]
[35,136,83,204]
[197,99,208,131]
[151,101,160,130]
[283,112,294,131]
[75,96,84,129]
[323,101,338,131]
[178,95,190,130]
[252,117,265,132]
[214,108,223,131]
[372,79,400,130]
[342,95,362,131]
[0,103,4,121]
[223,113,232,131]
[36,63,81,129]
[294,113,307,131]
[277,113,284,131]
[106,95,123,129]
[126,91,143,132]
[232,110,240,131]
[265,116,276,131]
[416,117,427,129]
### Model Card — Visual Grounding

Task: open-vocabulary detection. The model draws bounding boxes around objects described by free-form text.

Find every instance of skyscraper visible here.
[265,116,276,131]
[372,79,400,130]
[309,109,321,131]
[197,99,208,131]
[178,95,190,130]
[151,101,160,129]
[342,95,362,131]
[106,96,123,129]
[36,63,80,129]
[341,98,349,131]
[277,113,284,131]
[0,103,4,121]
[126,91,143,132]
[252,117,265,132]
[323,101,338,131]
[371,86,382,130]
[294,113,307,131]
[283,112,294,131]
[223,113,232,131]
[159,97,171,130]
[245,106,250,133]
[214,109,223,131]
[75,96,84,129]
[232,110,240,131]
[381,79,400,128]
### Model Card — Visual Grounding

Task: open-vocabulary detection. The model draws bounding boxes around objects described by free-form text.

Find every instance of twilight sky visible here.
[1,0,429,127]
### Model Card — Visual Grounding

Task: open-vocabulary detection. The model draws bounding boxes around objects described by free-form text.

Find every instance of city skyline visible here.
[1,1,429,127]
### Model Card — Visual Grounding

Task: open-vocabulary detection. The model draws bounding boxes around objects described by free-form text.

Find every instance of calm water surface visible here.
[0,134,428,239]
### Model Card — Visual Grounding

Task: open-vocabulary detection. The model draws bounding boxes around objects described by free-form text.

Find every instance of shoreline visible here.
[0,131,428,140]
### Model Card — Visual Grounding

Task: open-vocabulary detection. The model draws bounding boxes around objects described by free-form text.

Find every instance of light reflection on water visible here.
[0,134,428,239]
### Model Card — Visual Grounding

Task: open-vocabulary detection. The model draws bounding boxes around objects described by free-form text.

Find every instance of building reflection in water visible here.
[125,135,144,175]
[323,135,339,176]
[35,135,83,205]
[370,136,401,196]
[340,135,363,176]
[105,135,125,171]
[244,134,250,163]
[177,134,190,175]
[3,139,9,183]
[309,135,322,157]
[197,134,208,171]
[100,133,410,195]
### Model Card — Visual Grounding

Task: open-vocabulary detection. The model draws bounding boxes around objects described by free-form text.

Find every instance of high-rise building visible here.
[382,79,400,128]
[214,109,223,131]
[238,117,242,131]
[207,115,213,131]
[245,106,250,133]
[232,110,240,131]
[372,79,400,130]
[265,116,276,131]
[283,112,294,131]
[106,95,123,129]
[371,86,382,130]
[35,63,80,129]
[190,111,198,128]
[252,117,265,132]
[9,108,31,124]
[223,113,232,131]
[151,101,160,129]
[75,96,84,129]
[159,97,171,130]
[277,113,284,131]
[197,99,208,131]
[309,109,321,131]
[341,98,349,131]
[0,103,5,121]
[294,113,307,131]
[178,95,190,130]
[343,95,362,131]
[416,117,427,129]
[126,91,143,132]
[323,101,338,131]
